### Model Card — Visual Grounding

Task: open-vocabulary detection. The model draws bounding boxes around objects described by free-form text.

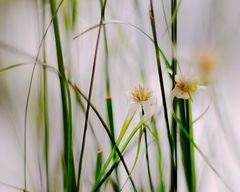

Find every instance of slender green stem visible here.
[23,1,64,190]
[91,112,139,191]
[170,0,178,191]
[149,3,174,190]
[73,84,137,192]
[106,98,120,189]
[49,0,76,191]
[121,129,143,191]
[94,159,121,192]
[73,20,172,70]
[77,1,107,190]
[178,99,196,192]
[143,128,154,192]
[92,122,142,192]
[42,0,49,190]
[173,110,232,192]
[100,0,120,188]
[186,100,196,192]
[0,60,136,192]
[151,117,165,192]
[95,150,103,181]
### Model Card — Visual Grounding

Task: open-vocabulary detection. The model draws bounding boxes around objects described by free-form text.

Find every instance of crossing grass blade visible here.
[170,0,178,191]
[172,109,233,192]
[92,121,143,192]
[23,0,64,190]
[106,97,120,189]
[101,0,120,187]
[76,0,107,189]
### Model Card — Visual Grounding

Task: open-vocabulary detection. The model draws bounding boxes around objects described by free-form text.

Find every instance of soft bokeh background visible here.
[0,0,240,191]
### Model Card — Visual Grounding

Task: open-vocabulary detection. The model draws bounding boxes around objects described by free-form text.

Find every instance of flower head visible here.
[128,85,154,123]
[131,85,152,103]
[197,51,216,73]
[172,75,199,100]
[196,50,217,84]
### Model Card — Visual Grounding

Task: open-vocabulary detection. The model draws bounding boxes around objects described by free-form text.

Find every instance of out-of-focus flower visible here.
[196,50,217,84]
[171,75,199,100]
[128,85,155,122]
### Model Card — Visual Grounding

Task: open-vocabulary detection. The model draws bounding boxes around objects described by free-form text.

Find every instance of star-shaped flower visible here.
[128,85,155,122]
[171,75,199,100]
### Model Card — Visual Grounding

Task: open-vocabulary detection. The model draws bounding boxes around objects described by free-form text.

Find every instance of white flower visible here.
[171,74,199,100]
[127,85,155,123]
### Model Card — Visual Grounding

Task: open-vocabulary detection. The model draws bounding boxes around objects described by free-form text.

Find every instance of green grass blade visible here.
[186,100,196,192]
[76,0,107,189]
[73,20,171,70]
[121,129,143,191]
[173,106,233,192]
[91,112,139,191]
[49,0,76,191]
[75,87,101,149]
[72,0,78,28]
[151,117,165,192]
[178,99,196,192]
[101,0,120,187]
[143,128,154,192]
[41,0,49,190]
[95,150,103,181]
[92,121,143,191]
[106,97,120,189]
[149,3,174,189]
[170,0,178,191]
[23,0,64,190]
[0,60,137,192]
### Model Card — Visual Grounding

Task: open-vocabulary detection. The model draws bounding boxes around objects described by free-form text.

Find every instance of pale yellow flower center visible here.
[176,80,198,93]
[131,85,152,103]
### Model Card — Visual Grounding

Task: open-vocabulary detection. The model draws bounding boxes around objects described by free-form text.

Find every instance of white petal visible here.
[171,87,190,100]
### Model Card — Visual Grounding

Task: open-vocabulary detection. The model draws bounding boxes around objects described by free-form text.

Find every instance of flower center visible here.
[176,81,198,93]
[131,85,152,103]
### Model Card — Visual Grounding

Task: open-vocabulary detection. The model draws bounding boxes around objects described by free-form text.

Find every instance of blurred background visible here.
[0,0,240,191]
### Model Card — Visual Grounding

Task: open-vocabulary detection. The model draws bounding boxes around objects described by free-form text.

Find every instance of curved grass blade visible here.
[76,0,107,189]
[148,3,174,191]
[121,129,143,191]
[101,0,120,187]
[23,0,64,190]
[92,121,143,192]
[0,61,137,192]
[91,110,139,191]
[172,110,233,192]
[73,20,171,70]
[0,180,28,192]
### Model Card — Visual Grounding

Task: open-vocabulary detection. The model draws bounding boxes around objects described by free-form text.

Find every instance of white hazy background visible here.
[0,0,240,191]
